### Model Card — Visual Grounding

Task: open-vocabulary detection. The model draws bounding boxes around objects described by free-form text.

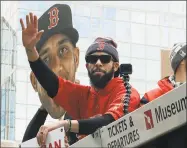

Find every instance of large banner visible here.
[20,127,65,148]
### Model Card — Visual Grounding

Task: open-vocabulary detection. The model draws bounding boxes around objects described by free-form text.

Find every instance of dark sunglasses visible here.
[86,55,113,64]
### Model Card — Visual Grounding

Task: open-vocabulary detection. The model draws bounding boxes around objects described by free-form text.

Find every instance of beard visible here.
[88,66,114,89]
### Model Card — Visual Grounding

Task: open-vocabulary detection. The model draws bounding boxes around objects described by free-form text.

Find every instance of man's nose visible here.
[95,59,102,66]
[51,57,60,74]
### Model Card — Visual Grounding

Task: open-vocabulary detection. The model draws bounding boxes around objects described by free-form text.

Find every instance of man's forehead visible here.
[44,34,70,44]
[39,34,72,53]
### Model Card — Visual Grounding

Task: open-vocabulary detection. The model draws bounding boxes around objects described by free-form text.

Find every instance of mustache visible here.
[92,68,106,73]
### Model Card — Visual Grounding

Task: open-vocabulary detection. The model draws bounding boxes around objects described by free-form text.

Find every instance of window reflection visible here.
[116,21,131,42]
[74,16,90,38]
[91,6,103,18]
[1,17,16,140]
[75,5,91,17]
[102,20,116,38]
[104,7,116,20]
[91,18,101,38]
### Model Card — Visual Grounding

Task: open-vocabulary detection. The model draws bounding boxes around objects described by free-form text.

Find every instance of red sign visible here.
[144,109,154,130]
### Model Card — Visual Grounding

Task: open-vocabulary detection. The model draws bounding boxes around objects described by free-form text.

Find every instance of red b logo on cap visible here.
[48,7,59,29]
[97,41,105,50]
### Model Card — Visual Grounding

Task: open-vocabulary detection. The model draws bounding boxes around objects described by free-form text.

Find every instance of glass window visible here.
[90,19,102,38]
[130,81,146,95]
[91,6,103,18]
[19,1,56,12]
[16,45,29,67]
[183,18,186,29]
[16,82,27,104]
[169,15,184,29]
[66,3,74,15]
[119,57,131,64]
[16,104,27,119]
[2,29,14,51]
[131,11,145,24]
[8,127,15,140]
[146,60,161,81]
[131,58,146,80]
[146,46,161,61]
[1,128,5,140]
[75,4,91,17]
[26,105,39,120]
[18,1,39,10]
[131,44,145,58]
[131,23,145,44]
[159,14,170,27]
[160,27,169,47]
[118,42,131,57]
[104,7,116,20]
[131,1,146,10]
[9,112,15,128]
[146,25,160,46]
[17,9,42,31]
[116,9,130,21]
[9,91,16,112]
[77,52,87,73]
[116,21,131,42]
[102,20,116,38]
[74,16,90,38]
[17,9,29,31]
[27,82,41,106]
[1,111,6,127]
[15,119,26,141]
[16,69,28,82]
[169,2,185,14]
[146,13,160,25]
[10,13,18,33]
[77,38,93,52]
[169,28,186,47]
[1,89,6,112]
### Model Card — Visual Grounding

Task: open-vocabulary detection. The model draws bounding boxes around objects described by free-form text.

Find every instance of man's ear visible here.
[30,72,38,92]
[114,62,120,72]
[73,47,80,71]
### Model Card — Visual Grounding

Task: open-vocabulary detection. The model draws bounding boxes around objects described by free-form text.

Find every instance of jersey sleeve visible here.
[105,87,141,120]
[53,76,90,119]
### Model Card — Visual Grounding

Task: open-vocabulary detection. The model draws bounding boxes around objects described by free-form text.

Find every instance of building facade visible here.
[1,17,17,140]
[1,1,186,142]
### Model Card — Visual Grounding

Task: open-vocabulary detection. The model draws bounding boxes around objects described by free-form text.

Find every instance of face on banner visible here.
[30,33,79,104]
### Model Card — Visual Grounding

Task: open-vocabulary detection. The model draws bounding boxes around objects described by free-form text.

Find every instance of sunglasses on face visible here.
[86,55,113,64]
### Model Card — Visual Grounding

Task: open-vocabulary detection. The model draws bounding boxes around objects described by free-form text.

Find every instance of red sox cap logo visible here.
[97,41,105,51]
[48,7,59,29]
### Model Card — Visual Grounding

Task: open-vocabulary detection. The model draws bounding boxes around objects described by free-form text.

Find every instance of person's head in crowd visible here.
[30,4,79,116]
[169,42,186,82]
[85,37,120,89]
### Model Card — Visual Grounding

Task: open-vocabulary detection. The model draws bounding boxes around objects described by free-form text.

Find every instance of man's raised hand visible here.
[20,12,44,62]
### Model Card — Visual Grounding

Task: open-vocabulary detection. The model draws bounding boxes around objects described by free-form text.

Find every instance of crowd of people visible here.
[19,4,186,148]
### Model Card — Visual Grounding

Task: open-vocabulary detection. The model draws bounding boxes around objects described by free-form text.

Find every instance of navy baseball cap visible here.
[85,37,119,62]
[36,4,79,52]
[85,37,120,77]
